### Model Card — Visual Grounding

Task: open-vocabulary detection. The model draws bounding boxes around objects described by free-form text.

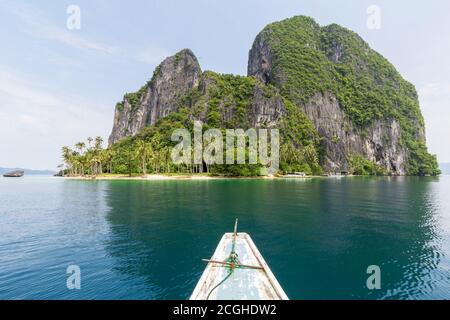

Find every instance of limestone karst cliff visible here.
[109,49,202,145]
[108,16,439,176]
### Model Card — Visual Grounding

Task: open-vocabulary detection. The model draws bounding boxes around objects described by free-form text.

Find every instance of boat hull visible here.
[2,170,24,178]
[190,233,288,300]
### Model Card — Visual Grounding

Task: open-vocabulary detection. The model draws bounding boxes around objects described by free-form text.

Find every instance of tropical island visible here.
[60,16,440,178]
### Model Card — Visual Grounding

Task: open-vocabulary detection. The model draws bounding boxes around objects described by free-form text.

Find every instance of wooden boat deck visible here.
[190,232,288,300]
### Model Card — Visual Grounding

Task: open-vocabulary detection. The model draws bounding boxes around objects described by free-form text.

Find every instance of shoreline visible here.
[58,174,441,181]
[63,174,279,181]
[61,174,356,181]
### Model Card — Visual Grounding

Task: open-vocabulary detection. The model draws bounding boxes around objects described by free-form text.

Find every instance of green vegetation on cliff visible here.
[279,99,322,175]
[61,16,439,177]
[348,154,386,176]
[62,69,322,176]
[256,16,439,175]
[107,72,321,176]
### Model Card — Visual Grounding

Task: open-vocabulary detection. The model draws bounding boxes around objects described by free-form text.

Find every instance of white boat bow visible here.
[190,223,288,300]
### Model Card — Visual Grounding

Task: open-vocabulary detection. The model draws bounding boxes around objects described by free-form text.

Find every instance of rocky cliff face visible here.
[195,72,286,129]
[108,16,439,175]
[109,49,202,145]
[247,16,437,175]
[302,92,407,174]
[109,50,284,146]
[248,34,409,174]
[249,83,285,128]
[248,33,273,84]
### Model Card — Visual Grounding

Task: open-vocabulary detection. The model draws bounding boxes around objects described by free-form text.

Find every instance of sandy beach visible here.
[63,174,283,181]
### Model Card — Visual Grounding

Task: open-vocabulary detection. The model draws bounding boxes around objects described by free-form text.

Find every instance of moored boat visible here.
[190,220,288,300]
[2,170,24,178]
[282,172,311,178]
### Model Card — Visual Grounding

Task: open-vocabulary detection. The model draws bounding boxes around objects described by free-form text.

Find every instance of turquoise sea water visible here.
[0,176,449,299]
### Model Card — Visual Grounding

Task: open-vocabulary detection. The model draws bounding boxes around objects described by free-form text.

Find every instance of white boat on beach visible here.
[190,220,288,300]
[282,172,311,178]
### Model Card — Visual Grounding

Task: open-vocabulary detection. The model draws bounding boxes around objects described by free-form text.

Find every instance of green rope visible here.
[206,269,234,300]
[206,253,239,300]
[206,219,240,300]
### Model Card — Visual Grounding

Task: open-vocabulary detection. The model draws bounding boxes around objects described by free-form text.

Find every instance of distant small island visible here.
[60,16,440,178]
[0,167,56,176]
[2,170,24,178]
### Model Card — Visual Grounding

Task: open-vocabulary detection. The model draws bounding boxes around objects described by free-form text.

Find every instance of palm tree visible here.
[303,144,318,168]
[123,143,136,177]
[94,136,103,149]
[75,142,86,175]
[87,137,93,149]
[93,136,104,175]
[75,142,85,154]
[163,146,172,173]
[62,146,73,175]
[57,164,64,176]
[90,153,102,176]
[104,149,116,174]
[135,140,153,175]
[73,151,81,175]
[151,134,162,173]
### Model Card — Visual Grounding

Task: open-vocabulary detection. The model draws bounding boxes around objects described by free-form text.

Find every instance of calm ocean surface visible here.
[0,176,449,300]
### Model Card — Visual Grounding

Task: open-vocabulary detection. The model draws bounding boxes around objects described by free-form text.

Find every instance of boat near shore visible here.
[282,172,312,179]
[2,170,24,178]
[190,220,288,300]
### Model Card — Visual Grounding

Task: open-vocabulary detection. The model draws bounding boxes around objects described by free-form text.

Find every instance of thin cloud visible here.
[419,82,450,100]
[32,24,118,54]
[5,2,117,54]
[0,65,111,169]
[4,2,169,64]
[419,83,441,98]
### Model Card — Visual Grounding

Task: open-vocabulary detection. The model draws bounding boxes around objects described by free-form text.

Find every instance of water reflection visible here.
[101,177,450,299]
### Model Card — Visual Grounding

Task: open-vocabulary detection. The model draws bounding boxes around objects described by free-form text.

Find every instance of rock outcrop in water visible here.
[3,170,24,178]
[108,16,439,176]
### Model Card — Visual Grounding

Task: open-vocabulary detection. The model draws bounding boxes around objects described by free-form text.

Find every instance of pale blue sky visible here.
[0,0,449,169]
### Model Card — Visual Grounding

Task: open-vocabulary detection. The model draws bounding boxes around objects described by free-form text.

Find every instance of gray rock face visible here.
[108,98,147,146]
[196,73,286,129]
[248,34,273,84]
[107,33,421,175]
[108,49,201,145]
[248,35,410,175]
[303,93,407,174]
[249,83,285,128]
[107,16,437,175]
[147,49,202,126]
[108,47,285,147]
